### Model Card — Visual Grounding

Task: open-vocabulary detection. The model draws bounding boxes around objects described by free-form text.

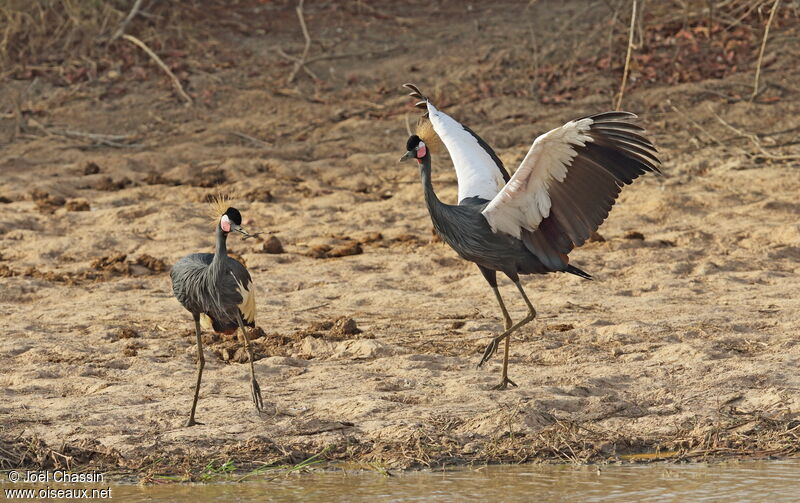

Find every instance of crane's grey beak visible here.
[399,151,413,162]
[230,223,251,237]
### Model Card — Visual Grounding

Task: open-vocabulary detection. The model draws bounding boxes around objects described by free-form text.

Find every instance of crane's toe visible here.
[491,377,518,391]
[185,418,204,427]
[250,378,264,412]
[478,338,499,367]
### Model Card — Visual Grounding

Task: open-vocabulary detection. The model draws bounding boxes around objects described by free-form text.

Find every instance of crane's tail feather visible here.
[565,265,592,280]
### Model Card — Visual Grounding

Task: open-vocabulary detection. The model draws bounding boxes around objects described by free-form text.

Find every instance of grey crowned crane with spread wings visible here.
[170,197,264,426]
[400,83,661,390]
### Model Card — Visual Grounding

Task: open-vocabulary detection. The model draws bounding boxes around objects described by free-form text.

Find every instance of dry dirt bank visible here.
[1,0,799,479]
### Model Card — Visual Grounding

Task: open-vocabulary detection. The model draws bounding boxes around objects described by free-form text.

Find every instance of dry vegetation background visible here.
[1,0,800,480]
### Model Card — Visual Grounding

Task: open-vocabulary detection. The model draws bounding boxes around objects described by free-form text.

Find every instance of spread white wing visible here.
[426,102,510,203]
[481,112,661,244]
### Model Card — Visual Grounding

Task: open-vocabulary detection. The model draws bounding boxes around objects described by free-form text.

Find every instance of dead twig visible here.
[228,131,273,149]
[708,106,800,161]
[121,34,193,105]
[615,0,637,110]
[288,0,312,84]
[751,0,780,101]
[27,119,140,148]
[110,0,144,42]
[667,101,727,149]
[275,49,319,80]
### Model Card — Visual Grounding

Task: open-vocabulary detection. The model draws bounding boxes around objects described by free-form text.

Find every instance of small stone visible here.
[262,236,284,254]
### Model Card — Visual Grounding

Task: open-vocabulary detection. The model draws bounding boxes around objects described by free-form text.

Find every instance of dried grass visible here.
[0,0,217,83]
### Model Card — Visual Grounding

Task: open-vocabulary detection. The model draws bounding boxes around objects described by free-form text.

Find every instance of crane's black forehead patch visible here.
[406,135,421,151]
[224,207,242,225]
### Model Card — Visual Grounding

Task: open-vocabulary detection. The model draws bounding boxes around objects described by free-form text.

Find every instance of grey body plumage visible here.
[402,85,661,389]
[422,182,550,281]
[170,205,263,426]
[171,226,255,334]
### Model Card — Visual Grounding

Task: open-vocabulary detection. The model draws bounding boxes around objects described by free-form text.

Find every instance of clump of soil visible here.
[244,187,275,203]
[94,177,132,191]
[135,254,167,273]
[142,172,179,186]
[624,231,645,240]
[120,328,139,339]
[330,317,361,339]
[261,236,284,254]
[296,316,364,342]
[193,169,226,188]
[83,162,101,175]
[91,253,130,274]
[65,199,90,211]
[388,233,426,248]
[0,264,17,277]
[30,189,65,214]
[122,343,140,357]
[199,326,298,363]
[307,241,363,259]
[329,242,362,258]
[357,232,383,245]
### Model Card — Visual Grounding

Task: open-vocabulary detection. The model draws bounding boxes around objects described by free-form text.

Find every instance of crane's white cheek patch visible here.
[417,145,427,158]
[221,214,231,232]
[237,281,256,323]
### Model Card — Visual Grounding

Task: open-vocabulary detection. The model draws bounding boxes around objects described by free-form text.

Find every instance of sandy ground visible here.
[1,0,799,477]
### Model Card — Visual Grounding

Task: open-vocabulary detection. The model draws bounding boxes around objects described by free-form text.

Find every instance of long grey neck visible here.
[208,225,228,280]
[419,155,449,236]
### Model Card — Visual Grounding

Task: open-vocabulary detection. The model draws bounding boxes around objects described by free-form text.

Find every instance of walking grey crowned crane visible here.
[171,197,264,426]
[400,83,661,390]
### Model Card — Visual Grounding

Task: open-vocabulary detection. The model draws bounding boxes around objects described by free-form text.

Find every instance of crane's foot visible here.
[251,377,264,412]
[491,376,518,391]
[185,417,204,427]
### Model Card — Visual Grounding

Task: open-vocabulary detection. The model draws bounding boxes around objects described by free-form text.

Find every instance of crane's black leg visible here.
[236,314,264,413]
[478,280,537,387]
[186,313,205,427]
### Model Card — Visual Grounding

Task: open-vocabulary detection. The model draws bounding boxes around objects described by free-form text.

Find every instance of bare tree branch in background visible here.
[122,34,193,105]
[751,0,780,101]
[615,0,637,110]
[110,0,145,42]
